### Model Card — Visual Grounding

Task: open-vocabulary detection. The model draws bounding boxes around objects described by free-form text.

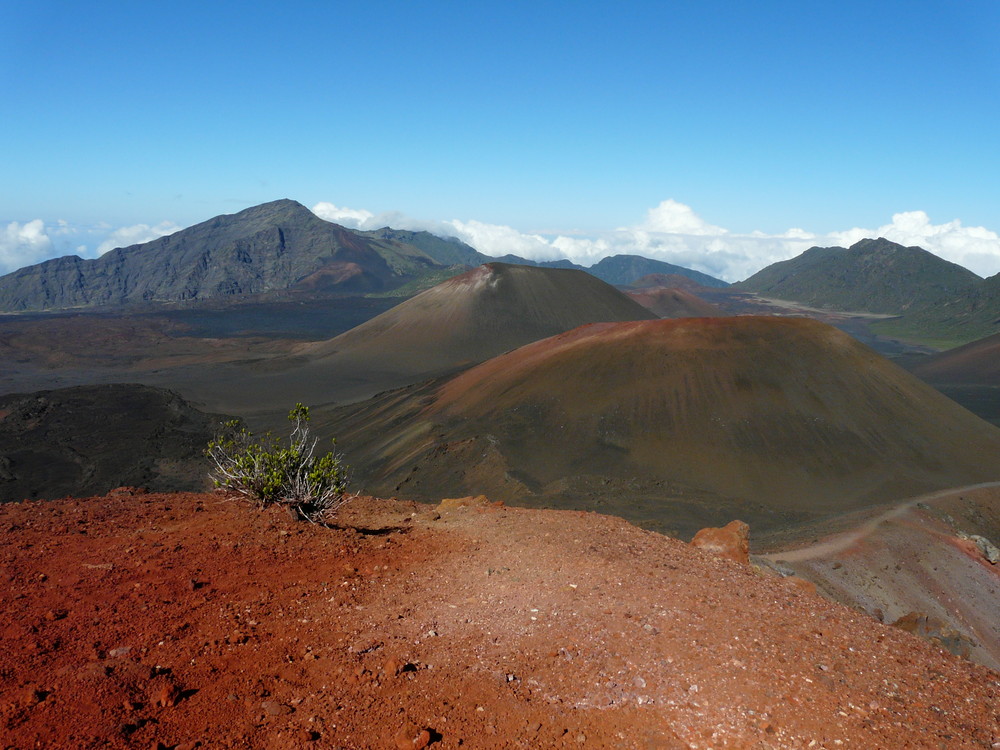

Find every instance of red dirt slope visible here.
[1,490,997,749]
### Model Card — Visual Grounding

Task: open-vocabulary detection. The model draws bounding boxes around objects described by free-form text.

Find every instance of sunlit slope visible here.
[330,317,1000,532]
[290,262,657,391]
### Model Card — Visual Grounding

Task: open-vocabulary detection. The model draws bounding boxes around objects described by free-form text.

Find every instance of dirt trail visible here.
[760,481,1000,564]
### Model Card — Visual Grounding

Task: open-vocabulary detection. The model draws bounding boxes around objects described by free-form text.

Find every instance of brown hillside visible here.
[910,331,1000,385]
[626,287,726,318]
[2,490,997,748]
[630,273,712,292]
[301,262,656,365]
[326,317,1000,537]
[260,263,657,408]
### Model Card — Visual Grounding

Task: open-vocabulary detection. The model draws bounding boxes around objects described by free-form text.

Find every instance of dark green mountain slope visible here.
[0,200,446,312]
[733,238,981,314]
[588,254,728,288]
[353,227,490,267]
[731,238,999,346]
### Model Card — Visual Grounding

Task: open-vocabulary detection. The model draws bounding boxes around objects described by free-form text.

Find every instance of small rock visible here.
[969,534,999,564]
[436,495,490,511]
[22,685,47,707]
[690,520,750,565]
[152,682,182,708]
[394,724,431,749]
[785,576,818,596]
[261,700,293,716]
[44,608,68,621]
[109,486,148,496]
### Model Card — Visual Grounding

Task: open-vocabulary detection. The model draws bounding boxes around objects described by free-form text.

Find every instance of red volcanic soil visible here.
[2,490,998,749]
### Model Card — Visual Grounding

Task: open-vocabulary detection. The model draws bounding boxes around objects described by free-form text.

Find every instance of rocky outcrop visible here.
[690,520,750,565]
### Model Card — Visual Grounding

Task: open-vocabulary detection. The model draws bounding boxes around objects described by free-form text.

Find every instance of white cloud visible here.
[312,202,375,228]
[447,219,558,260]
[95,221,180,255]
[306,200,1000,282]
[8,200,999,284]
[830,211,1000,278]
[0,220,54,274]
[310,200,815,281]
[635,199,727,235]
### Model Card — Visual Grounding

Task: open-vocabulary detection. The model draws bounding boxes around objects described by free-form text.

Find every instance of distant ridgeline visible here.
[733,237,1000,346]
[0,199,726,313]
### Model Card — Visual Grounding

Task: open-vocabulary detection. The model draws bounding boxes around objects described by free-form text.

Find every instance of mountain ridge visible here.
[0,200,446,311]
[733,237,998,345]
[0,200,729,312]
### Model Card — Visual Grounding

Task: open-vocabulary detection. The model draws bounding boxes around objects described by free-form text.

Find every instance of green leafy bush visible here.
[206,404,350,520]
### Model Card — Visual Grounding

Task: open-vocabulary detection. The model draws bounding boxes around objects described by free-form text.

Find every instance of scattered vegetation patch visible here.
[206,404,350,520]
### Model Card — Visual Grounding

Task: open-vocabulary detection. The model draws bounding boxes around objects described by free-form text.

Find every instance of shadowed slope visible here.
[329,317,1000,537]
[758,483,1000,671]
[906,331,1000,428]
[0,384,227,501]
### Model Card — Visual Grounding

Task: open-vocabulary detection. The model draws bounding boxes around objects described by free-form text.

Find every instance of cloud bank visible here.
[314,199,1000,282]
[3,201,999,282]
[0,219,183,274]
[1,220,54,273]
[95,221,181,255]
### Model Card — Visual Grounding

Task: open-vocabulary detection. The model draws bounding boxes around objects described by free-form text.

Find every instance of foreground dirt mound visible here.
[1,491,997,749]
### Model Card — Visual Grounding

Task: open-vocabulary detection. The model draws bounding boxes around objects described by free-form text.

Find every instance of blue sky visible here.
[3,0,1000,281]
